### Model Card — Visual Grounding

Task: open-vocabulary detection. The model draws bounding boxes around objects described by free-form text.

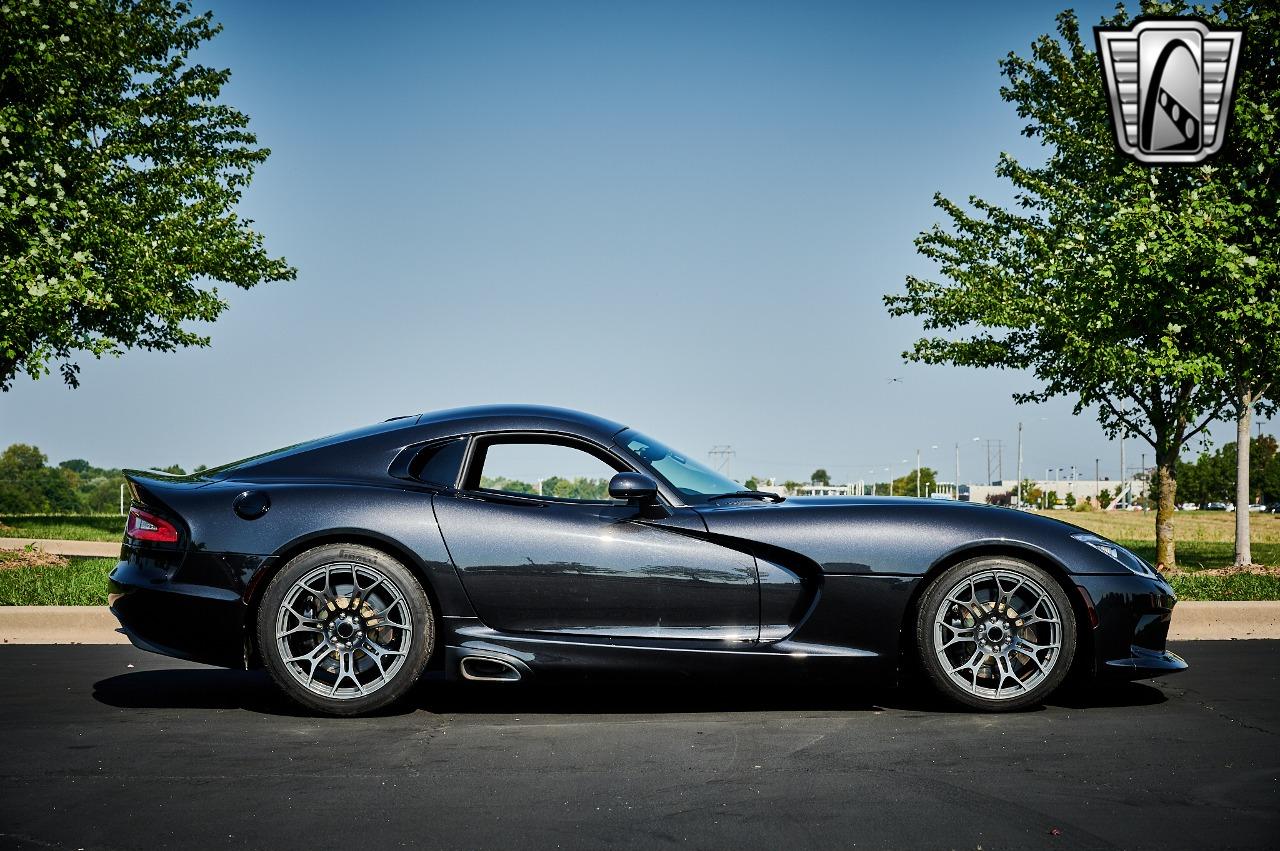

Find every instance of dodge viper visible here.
[109,405,1186,715]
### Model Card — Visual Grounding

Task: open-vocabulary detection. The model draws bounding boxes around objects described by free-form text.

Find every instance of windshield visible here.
[615,429,741,504]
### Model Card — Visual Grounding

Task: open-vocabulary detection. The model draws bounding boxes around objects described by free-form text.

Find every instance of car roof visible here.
[414,404,627,441]
[206,405,629,482]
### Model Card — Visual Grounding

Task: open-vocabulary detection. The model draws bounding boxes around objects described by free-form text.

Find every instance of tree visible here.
[1064,492,1077,510]
[1099,488,1112,510]
[884,3,1277,569]
[892,467,938,498]
[59,459,91,475]
[1045,489,1059,509]
[744,477,759,491]
[0,0,296,391]
[810,469,831,486]
[1213,0,1280,564]
[0,443,78,512]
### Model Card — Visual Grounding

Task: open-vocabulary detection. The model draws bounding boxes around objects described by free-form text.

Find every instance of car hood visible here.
[692,497,1119,576]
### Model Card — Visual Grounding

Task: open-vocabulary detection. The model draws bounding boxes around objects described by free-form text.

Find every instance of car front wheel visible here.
[257,544,435,716]
[915,557,1076,711]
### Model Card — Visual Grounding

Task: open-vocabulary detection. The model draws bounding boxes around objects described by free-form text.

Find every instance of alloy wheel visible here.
[931,568,1063,701]
[274,562,414,700]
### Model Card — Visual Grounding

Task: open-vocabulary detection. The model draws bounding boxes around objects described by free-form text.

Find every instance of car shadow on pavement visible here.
[92,669,326,717]
[91,667,1166,718]
[409,677,1166,716]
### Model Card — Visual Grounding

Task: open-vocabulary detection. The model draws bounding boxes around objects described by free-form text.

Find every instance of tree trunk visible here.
[1154,453,1178,571]
[1235,390,1252,566]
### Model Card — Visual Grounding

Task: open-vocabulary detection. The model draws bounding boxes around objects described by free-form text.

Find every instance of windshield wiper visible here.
[707,490,785,503]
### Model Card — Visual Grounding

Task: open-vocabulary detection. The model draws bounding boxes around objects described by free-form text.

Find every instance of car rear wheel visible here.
[257,544,434,716]
[915,557,1076,712]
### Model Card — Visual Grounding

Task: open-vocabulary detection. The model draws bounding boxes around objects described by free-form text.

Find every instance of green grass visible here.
[1167,571,1280,601]
[0,556,115,606]
[1118,540,1280,571]
[0,514,123,542]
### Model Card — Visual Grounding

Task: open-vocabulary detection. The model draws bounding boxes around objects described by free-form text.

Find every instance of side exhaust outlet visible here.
[459,656,523,682]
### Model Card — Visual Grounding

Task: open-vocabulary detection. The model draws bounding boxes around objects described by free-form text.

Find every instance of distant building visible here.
[966,478,1149,508]
[794,483,861,497]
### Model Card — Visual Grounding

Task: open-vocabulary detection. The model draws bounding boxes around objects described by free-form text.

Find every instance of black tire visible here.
[257,543,435,716]
[914,556,1076,712]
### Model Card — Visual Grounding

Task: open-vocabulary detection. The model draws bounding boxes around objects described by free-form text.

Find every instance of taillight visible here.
[126,507,180,543]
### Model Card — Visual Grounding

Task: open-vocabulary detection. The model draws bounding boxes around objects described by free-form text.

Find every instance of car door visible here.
[432,433,760,641]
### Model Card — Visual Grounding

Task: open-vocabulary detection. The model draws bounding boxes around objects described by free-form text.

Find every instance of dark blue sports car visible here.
[109,405,1185,715]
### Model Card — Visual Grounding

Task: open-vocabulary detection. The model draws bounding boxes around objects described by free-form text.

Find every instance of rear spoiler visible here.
[122,469,211,511]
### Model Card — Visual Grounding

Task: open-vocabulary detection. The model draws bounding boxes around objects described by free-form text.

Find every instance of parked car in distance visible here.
[1205,502,1229,511]
[1248,504,1267,513]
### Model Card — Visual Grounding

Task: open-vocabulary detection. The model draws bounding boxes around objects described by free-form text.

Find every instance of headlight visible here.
[1071,533,1159,578]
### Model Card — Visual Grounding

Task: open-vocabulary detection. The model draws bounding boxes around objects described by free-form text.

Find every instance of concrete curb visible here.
[1,606,129,645]
[0,538,119,558]
[0,601,1277,645]
[1168,601,1280,640]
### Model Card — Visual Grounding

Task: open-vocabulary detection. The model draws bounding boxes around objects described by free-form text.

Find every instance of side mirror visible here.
[609,472,668,518]
[609,472,658,503]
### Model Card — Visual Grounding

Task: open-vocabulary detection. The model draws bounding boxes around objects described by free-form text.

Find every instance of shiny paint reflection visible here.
[433,495,762,639]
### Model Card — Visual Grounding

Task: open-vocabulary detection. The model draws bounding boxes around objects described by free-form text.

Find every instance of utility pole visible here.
[1120,438,1125,507]
[1016,422,1023,507]
[707,445,735,481]
[916,449,921,498]
[954,442,961,495]
[984,439,1004,485]
[1095,458,1100,505]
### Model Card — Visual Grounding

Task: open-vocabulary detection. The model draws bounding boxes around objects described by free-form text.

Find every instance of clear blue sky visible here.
[2,0,1264,484]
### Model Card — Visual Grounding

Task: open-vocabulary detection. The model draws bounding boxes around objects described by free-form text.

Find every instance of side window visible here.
[470,439,622,502]
[410,438,467,487]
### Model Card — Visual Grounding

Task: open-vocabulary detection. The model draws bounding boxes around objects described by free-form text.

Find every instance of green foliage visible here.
[0,443,200,514]
[1098,488,1112,509]
[1178,435,1280,504]
[479,475,610,501]
[810,468,831,486]
[1064,492,1077,509]
[0,0,296,390]
[1168,571,1280,602]
[0,556,115,605]
[0,514,123,541]
[891,466,937,498]
[1119,540,1280,571]
[744,477,759,491]
[0,444,78,512]
[1045,489,1059,508]
[883,2,1280,567]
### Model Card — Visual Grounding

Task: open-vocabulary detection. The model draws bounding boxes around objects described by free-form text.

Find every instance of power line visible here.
[707,445,736,480]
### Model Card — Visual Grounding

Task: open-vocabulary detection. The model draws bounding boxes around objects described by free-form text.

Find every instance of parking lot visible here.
[0,641,1276,850]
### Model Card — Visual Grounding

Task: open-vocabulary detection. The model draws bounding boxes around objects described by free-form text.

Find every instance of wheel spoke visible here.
[330,650,362,697]
[276,620,324,640]
[997,573,1026,607]
[937,623,977,650]
[284,642,331,667]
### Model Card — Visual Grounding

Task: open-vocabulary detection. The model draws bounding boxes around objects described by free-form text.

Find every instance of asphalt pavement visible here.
[0,641,1276,850]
